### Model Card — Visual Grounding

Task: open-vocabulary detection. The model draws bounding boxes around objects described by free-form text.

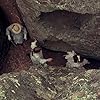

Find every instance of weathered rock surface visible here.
[15,0,100,59]
[16,0,100,14]
[0,64,100,100]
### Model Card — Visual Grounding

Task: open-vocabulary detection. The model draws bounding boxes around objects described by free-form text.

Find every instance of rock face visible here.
[0,64,100,100]
[16,0,100,14]
[16,0,100,59]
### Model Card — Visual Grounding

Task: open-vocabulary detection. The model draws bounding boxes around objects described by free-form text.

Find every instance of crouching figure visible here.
[30,40,52,66]
[64,51,90,68]
[6,23,27,44]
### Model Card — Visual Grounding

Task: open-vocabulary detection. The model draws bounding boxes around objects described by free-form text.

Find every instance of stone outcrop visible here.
[15,0,100,59]
[16,0,100,14]
[0,64,100,100]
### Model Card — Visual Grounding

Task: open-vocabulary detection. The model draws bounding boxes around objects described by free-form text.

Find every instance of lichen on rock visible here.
[0,64,99,100]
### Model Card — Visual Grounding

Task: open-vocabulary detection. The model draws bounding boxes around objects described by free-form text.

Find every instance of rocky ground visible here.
[0,56,100,99]
[0,0,100,99]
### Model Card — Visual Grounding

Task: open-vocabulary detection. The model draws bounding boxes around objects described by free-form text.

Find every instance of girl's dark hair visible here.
[73,55,79,63]
[73,55,84,63]
[33,47,41,53]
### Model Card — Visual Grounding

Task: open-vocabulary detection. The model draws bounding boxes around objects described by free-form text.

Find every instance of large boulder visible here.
[16,0,100,59]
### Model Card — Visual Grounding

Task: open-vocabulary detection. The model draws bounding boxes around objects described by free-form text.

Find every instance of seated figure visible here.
[64,51,90,68]
[6,23,27,44]
[30,40,52,66]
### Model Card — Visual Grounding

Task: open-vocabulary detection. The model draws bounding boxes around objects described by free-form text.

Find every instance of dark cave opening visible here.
[43,47,100,70]
[0,7,10,71]
[39,10,82,29]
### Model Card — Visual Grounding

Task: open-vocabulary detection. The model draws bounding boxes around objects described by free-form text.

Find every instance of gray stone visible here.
[16,0,100,14]
[0,64,100,100]
[16,0,100,59]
